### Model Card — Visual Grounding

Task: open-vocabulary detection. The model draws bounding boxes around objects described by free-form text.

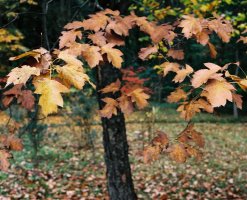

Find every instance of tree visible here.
[1,5,247,200]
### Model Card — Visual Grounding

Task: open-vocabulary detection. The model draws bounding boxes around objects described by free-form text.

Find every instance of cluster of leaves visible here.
[0,8,246,169]
[143,123,204,164]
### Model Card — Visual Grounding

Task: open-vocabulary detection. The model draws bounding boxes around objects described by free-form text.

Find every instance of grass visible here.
[0,106,247,199]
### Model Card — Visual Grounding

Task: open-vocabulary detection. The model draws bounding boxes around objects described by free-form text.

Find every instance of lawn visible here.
[0,106,247,199]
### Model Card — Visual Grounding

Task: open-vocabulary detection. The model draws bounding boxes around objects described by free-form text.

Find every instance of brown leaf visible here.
[100,79,121,94]
[152,131,169,147]
[208,42,217,59]
[88,32,107,47]
[99,98,118,118]
[81,13,109,32]
[59,30,82,49]
[160,62,180,77]
[143,145,161,163]
[138,45,158,60]
[169,144,187,163]
[101,43,123,68]
[81,45,103,68]
[232,93,243,109]
[128,88,150,109]
[177,101,202,121]
[17,90,35,110]
[8,135,23,151]
[173,64,193,83]
[191,63,222,88]
[167,88,187,103]
[0,150,10,171]
[117,95,133,115]
[167,49,184,60]
[202,79,235,107]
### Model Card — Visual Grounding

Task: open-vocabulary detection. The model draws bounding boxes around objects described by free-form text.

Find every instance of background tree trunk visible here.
[96,64,137,200]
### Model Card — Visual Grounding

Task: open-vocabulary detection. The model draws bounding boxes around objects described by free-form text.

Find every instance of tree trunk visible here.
[96,64,137,200]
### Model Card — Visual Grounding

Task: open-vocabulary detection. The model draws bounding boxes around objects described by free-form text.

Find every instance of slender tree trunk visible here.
[96,64,137,200]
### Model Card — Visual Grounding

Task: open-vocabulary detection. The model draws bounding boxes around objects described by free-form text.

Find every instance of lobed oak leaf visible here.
[100,79,121,94]
[58,51,83,67]
[208,18,233,43]
[167,49,184,60]
[173,64,194,83]
[177,101,202,121]
[88,32,107,47]
[191,63,222,88]
[160,62,180,77]
[56,65,90,90]
[6,65,40,87]
[81,45,103,68]
[138,45,158,60]
[101,43,123,68]
[99,97,118,118]
[0,150,11,171]
[117,95,133,115]
[208,42,217,59]
[59,30,82,49]
[202,79,235,107]
[169,144,187,163]
[179,15,202,39]
[232,93,243,109]
[128,88,150,109]
[81,13,109,32]
[33,78,69,116]
[17,90,35,110]
[106,16,134,36]
[167,88,187,103]
[143,145,161,163]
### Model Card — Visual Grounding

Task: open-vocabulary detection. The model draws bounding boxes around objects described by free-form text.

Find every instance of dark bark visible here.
[96,64,137,200]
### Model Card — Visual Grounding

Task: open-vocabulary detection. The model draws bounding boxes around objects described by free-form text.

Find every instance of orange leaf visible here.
[100,79,121,94]
[88,32,107,47]
[117,95,133,115]
[208,42,217,59]
[0,150,10,171]
[167,88,187,103]
[101,43,123,68]
[99,98,118,118]
[160,62,180,77]
[202,80,235,107]
[167,49,184,60]
[59,30,82,49]
[173,64,193,83]
[128,88,150,109]
[138,45,158,60]
[169,144,187,163]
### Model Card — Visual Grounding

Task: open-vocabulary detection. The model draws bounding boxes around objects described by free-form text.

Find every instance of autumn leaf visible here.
[196,98,214,113]
[208,42,217,59]
[138,45,158,60]
[191,63,222,88]
[225,71,247,91]
[59,30,82,49]
[106,16,134,36]
[101,43,123,68]
[8,135,23,151]
[117,95,133,115]
[177,101,202,121]
[232,93,243,109]
[99,97,118,118]
[56,65,90,90]
[33,78,69,116]
[159,62,180,77]
[81,13,109,32]
[167,88,187,103]
[128,88,150,109]
[186,145,202,161]
[169,144,187,163]
[88,32,107,47]
[9,50,40,61]
[151,131,169,147]
[195,30,210,45]
[202,80,235,107]
[173,64,193,83]
[167,49,184,60]
[64,21,84,30]
[6,65,40,87]
[0,150,10,171]
[58,51,83,68]
[143,145,161,163]
[208,17,233,43]
[17,90,35,110]
[179,15,202,39]
[81,45,103,68]
[100,79,121,94]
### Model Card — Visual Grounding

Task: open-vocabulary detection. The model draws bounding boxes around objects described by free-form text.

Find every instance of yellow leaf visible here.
[128,88,150,109]
[58,51,83,67]
[169,144,187,163]
[99,97,118,118]
[34,78,69,116]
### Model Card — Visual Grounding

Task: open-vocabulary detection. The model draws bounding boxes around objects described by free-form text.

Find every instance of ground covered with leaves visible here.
[0,109,247,200]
